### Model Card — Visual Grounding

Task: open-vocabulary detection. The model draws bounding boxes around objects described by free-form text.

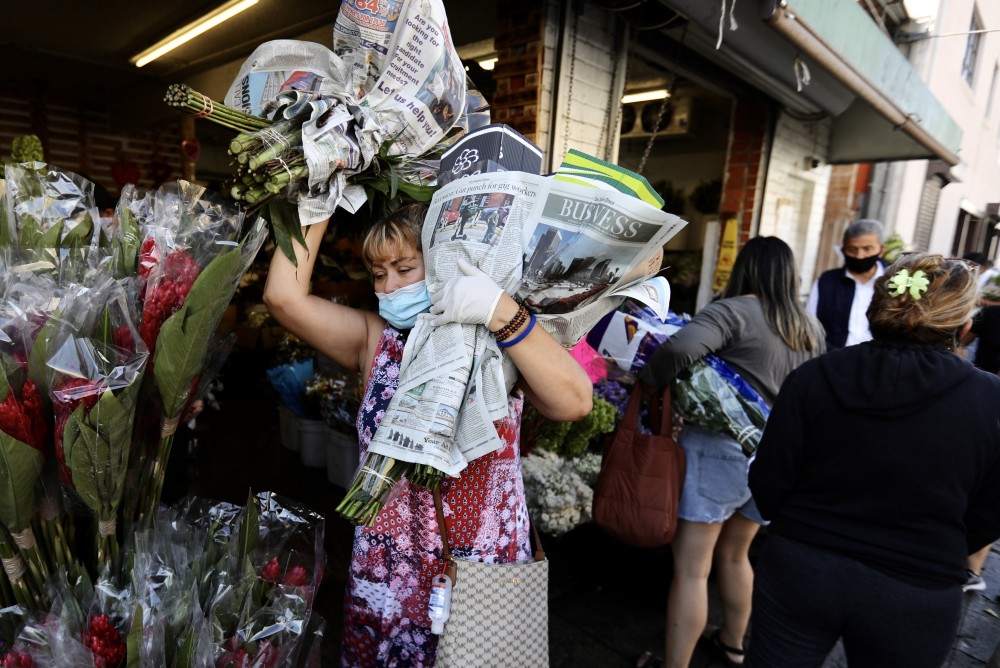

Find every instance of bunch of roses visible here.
[51,379,105,485]
[138,247,202,355]
[0,380,47,452]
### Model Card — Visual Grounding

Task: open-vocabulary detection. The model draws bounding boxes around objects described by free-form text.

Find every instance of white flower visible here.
[521,449,602,536]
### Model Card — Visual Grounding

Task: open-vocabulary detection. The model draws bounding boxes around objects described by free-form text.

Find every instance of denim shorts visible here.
[677,424,766,525]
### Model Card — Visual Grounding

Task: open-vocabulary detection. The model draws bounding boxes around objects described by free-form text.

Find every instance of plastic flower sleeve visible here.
[45,279,149,572]
[2,163,98,251]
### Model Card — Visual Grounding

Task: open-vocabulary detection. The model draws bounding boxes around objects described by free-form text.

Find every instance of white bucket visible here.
[298,418,328,468]
[326,428,360,488]
[278,405,299,452]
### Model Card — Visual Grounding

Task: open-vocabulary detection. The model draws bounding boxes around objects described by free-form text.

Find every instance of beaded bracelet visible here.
[496,313,536,349]
[493,302,529,342]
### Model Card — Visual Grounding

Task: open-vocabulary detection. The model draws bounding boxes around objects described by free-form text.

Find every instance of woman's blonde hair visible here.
[868,253,978,347]
[360,203,428,270]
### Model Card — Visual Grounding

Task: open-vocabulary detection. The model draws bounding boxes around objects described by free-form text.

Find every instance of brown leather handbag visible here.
[592,382,685,548]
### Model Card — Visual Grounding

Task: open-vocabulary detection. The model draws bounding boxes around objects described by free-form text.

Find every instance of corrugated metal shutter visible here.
[914,176,944,252]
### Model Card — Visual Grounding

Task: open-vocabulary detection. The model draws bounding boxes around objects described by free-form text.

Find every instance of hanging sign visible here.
[712,216,739,292]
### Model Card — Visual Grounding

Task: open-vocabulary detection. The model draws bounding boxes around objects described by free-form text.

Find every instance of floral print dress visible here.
[341,325,531,668]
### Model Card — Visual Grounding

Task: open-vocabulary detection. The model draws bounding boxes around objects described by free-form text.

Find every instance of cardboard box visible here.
[438,124,543,185]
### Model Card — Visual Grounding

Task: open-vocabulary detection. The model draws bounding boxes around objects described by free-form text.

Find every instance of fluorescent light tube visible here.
[131,0,260,68]
[621,89,670,104]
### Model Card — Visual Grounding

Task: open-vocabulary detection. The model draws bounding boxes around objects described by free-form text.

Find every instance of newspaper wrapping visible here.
[365,171,687,476]
[223,0,472,223]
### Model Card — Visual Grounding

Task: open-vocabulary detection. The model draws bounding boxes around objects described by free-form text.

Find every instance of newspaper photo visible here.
[365,170,686,476]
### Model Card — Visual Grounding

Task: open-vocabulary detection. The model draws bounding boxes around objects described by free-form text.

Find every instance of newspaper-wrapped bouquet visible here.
[166,0,489,261]
[336,152,687,525]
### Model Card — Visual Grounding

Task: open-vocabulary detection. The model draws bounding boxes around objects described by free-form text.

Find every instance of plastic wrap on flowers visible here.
[45,278,148,573]
[2,163,97,251]
[672,355,770,457]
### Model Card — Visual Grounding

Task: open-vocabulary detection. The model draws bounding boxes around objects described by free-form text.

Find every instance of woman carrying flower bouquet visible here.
[264,203,592,667]
[746,253,1000,667]
[638,236,824,668]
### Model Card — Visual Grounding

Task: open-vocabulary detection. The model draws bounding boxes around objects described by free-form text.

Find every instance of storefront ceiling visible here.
[653,0,961,165]
[1,1,494,132]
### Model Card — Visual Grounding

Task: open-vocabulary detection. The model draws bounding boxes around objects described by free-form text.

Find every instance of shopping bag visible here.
[592,382,685,548]
[433,490,549,667]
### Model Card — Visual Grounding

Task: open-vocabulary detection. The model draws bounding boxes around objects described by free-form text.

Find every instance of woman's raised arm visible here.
[263,218,380,373]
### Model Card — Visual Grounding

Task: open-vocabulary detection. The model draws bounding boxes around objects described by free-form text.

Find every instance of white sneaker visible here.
[963,569,987,593]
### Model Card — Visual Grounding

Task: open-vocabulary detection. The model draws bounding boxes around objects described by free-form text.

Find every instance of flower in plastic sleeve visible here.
[81,614,126,668]
[0,379,47,453]
[51,378,105,484]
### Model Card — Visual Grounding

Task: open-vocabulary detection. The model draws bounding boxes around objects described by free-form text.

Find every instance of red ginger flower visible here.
[52,379,105,485]
[0,380,48,452]
[139,248,201,357]
[283,565,308,587]
[260,556,281,582]
[2,651,32,667]
[81,615,125,668]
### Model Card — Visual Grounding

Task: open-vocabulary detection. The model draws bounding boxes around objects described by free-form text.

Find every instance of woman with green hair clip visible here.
[748,252,1000,667]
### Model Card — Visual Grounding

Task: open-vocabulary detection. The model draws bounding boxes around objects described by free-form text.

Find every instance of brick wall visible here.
[0,95,183,200]
[492,0,545,144]
[720,98,771,245]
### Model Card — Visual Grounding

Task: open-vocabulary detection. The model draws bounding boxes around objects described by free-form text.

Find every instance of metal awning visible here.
[655,0,962,165]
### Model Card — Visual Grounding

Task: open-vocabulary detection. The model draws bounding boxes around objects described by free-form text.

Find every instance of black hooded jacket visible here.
[749,340,1000,588]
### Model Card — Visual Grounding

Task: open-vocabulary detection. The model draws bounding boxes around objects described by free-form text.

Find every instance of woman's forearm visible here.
[490,295,593,421]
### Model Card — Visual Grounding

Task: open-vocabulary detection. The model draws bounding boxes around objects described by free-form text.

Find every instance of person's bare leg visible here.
[665,520,724,668]
[969,543,993,576]
[711,513,761,664]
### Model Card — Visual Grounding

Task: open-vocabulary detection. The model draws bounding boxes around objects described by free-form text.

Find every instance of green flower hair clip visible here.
[887,268,930,300]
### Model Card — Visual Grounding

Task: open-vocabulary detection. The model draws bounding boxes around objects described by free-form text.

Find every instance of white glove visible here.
[430,258,503,327]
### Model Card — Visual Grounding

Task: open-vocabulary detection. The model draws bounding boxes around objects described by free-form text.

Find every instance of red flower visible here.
[215,637,278,668]
[52,379,105,485]
[1,651,33,667]
[81,614,125,668]
[259,556,281,582]
[138,238,158,283]
[112,326,135,352]
[283,565,308,587]
[139,248,201,358]
[0,380,48,452]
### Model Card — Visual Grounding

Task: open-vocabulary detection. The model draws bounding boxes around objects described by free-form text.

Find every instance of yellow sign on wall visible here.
[712,217,739,292]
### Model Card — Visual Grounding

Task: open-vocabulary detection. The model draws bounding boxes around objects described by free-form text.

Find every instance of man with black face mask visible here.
[806,219,887,350]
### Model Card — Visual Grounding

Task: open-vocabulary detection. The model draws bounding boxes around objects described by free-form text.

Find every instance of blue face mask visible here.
[376,280,432,330]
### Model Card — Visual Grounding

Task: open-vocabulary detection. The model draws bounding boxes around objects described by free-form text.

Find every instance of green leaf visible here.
[16,215,43,247]
[96,307,113,350]
[237,489,258,572]
[62,214,93,248]
[27,315,59,404]
[118,204,141,275]
[66,414,104,514]
[267,199,305,267]
[126,604,143,668]
[0,430,43,531]
[68,390,131,515]
[171,626,195,668]
[0,198,11,248]
[154,250,242,418]
[389,165,399,200]
[38,220,63,248]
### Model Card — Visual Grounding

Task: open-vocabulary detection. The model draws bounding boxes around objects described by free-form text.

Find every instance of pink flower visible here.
[283,565,307,587]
